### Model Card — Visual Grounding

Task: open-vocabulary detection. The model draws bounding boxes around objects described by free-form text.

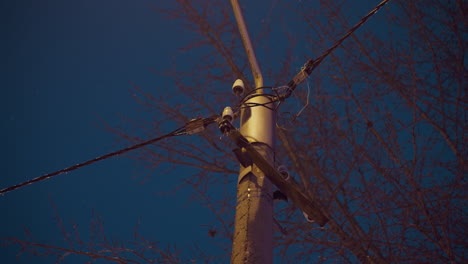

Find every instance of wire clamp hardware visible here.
[226,130,329,226]
[185,118,205,135]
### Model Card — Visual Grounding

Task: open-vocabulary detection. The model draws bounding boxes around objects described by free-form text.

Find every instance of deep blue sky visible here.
[1,0,394,263]
[1,0,218,263]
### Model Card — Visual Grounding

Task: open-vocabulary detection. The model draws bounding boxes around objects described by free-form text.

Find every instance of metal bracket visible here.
[233,147,252,167]
[227,129,329,226]
[186,118,205,135]
[238,166,252,183]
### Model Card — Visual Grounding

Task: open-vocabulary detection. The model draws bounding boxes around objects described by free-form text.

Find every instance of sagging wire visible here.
[235,86,275,108]
[1,0,391,197]
[280,0,391,100]
[294,73,310,118]
[232,79,312,113]
[0,116,219,195]
[229,0,391,128]
[0,87,285,196]
[232,86,286,114]
[277,76,311,130]
[230,82,311,129]
[224,84,306,133]
[230,86,276,118]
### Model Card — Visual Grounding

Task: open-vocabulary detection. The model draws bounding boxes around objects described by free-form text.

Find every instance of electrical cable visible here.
[236,86,273,106]
[281,0,391,99]
[0,119,216,195]
[1,0,390,196]
[233,86,281,114]
[232,0,391,123]
[232,0,391,111]
[294,76,311,118]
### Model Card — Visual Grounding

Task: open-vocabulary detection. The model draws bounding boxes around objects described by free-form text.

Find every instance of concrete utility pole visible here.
[229,1,275,263]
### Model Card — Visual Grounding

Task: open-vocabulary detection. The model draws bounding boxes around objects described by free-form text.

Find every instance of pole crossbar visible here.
[228,129,329,226]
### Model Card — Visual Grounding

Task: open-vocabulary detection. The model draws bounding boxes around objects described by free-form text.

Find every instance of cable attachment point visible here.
[185,118,205,135]
[275,85,294,102]
[219,106,235,135]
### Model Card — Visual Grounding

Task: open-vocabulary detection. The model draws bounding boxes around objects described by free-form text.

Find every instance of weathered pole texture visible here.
[230,1,275,264]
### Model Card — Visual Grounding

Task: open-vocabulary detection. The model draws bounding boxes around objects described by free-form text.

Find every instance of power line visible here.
[1,128,179,195]
[1,0,391,196]
[230,1,392,110]
[1,116,219,196]
[0,100,267,196]
[282,0,391,99]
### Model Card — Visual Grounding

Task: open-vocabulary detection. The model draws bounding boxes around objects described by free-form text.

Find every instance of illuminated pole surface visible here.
[230,1,275,263]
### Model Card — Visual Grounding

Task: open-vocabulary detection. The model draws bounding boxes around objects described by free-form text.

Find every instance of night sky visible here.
[1,0,395,263]
[2,0,214,263]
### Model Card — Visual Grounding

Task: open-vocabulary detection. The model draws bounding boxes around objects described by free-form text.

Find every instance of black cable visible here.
[233,87,281,113]
[282,0,391,99]
[240,100,277,111]
[236,86,273,107]
[0,126,186,195]
[0,0,390,195]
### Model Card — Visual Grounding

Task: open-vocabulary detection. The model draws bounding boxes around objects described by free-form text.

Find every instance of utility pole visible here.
[229,1,275,263]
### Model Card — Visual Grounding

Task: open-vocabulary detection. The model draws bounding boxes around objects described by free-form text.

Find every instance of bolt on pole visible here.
[230,1,275,263]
